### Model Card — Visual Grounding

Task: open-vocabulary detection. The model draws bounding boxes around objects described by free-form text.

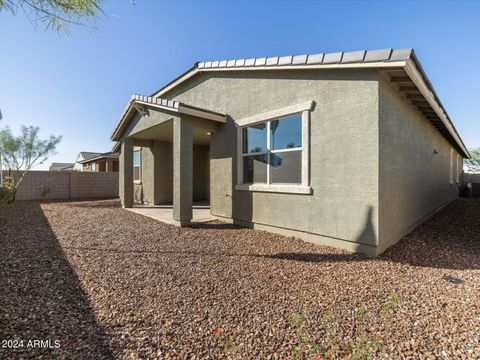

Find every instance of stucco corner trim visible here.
[235,100,315,127]
[235,183,312,194]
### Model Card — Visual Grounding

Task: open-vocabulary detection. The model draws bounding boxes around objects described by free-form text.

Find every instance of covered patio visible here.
[125,202,216,226]
[111,95,226,226]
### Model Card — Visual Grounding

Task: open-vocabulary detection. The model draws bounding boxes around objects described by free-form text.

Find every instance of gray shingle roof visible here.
[78,152,119,164]
[80,152,103,161]
[49,163,74,171]
[125,47,467,158]
[100,152,119,158]
[197,48,412,69]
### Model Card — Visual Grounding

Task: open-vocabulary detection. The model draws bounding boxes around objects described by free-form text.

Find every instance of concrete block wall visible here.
[1,170,118,201]
[463,172,480,185]
[70,172,119,199]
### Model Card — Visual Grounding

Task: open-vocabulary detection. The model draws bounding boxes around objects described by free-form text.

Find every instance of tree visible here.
[464,147,480,174]
[470,148,480,160]
[0,0,103,33]
[0,125,61,204]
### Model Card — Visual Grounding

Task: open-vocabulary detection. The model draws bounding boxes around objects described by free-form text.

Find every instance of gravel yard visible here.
[0,199,479,359]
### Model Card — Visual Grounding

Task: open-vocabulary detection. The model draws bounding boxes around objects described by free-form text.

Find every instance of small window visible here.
[241,114,303,185]
[133,149,141,182]
[91,162,97,172]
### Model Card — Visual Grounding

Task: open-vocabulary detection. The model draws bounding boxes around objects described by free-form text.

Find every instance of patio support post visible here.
[173,117,193,226]
[120,137,134,208]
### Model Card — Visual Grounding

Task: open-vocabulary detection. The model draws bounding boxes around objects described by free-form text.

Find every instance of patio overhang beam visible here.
[111,95,227,142]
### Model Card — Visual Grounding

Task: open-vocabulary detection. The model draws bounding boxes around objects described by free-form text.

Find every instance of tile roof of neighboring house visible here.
[110,48,469,158]
[78,152,119,164]
[80,152,103,161]
[59,164,75,171]
[101,152,119,158]
[49,162,74,171]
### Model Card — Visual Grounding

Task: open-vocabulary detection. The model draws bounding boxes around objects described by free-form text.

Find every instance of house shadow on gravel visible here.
[47,198,121,209]
[264,252,369,264]
[377,199,480,271]
[0,201,112,359]
[262,199,480,271]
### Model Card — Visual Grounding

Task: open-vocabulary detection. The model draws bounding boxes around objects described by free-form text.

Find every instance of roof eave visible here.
[151,60,409,99]
[403,54,470,158]
[137,48,469,158]
[111,96,226,142]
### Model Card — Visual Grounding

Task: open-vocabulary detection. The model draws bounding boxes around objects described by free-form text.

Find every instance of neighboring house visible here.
[111,48,470,256]
[49,163,74,171]
[73,152,102,171]
[77,152,119,172]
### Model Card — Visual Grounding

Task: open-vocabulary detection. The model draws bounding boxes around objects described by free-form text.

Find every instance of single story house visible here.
[49,162,74,171]
[74,151,119,172]
[73,152,102,171]
[111,48,469,256]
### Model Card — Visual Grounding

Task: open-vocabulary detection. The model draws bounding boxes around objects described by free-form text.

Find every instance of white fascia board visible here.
[111,98,226,141]
[111,105,137,141]
[403,58,469,158]
[200,60,407,73]
[135,100,226,123]
[133,100,180,113]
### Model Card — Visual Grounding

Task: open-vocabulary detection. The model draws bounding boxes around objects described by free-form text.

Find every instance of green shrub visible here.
[0,178,16,206]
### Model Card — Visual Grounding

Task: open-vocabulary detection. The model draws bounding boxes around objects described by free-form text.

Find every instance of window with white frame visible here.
[235,101,314,194]
[133,148,141,182]
[241,114,303,185]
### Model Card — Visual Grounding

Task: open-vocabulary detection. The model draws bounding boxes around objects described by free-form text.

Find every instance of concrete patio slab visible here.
[125,203,216,225]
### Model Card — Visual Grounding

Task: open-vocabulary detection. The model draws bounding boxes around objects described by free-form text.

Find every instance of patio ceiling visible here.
[128,120,212,146]
[111,95,226,142]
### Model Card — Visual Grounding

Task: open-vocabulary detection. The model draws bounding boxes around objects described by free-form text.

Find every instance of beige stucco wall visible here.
[118,68,465,255]
[378,76,462,252]
[162,69,381,253]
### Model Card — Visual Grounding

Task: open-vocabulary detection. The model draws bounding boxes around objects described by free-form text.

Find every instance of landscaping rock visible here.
[0,199,478,359]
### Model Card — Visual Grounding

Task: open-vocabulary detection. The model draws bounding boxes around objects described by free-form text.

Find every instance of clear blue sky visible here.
[1,0,479,169]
